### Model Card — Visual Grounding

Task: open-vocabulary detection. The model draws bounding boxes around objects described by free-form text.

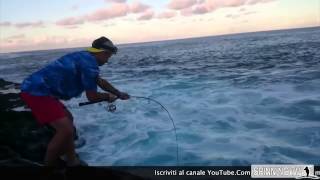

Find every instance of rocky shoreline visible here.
[0,78,55,166]
[0,78,145,179]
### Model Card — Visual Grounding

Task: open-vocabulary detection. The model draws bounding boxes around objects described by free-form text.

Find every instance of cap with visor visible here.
[87,37,118,54]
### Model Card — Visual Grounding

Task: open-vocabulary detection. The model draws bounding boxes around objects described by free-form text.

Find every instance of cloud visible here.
[192,4,209,14]
[58,0,272,25]
[177,0,276,16]
[56,1,154,24]
[207,0,276,9]
[15,21,45,28]
[138,10,154,20]
[66,25,80,29]
[104,22,116,27]
[0,36,92,53]
[105,0,127,3]
[0,34,29,52]
[3,34,26,43]
[239,7,246,12]
[243,11,257,15]
[218,0,248,8]
[196,0,247,12]
[248,0,275,5]
[0,21,45,28]
[56,17,84,26]
[130,1,150,13]
[157,11,177,19]
[71,5,79,11]
[180,8,193,16]
[225,14,240,19]
[225,10,257,19]
[86,3,129,21]
[8,34,25,39]
[168,0,198,10]
[0,22,12,27]
[31,36,92,49]
[180,4,209,16]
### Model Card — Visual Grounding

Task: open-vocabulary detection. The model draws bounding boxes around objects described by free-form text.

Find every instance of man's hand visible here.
[86,91,118,103]
[117,92,130,100]
[108,93,118,103]
[97,77,130,100]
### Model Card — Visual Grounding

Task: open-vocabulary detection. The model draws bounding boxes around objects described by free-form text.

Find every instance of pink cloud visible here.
[55,1,156,25]
[157,11,177,19]
[0,40,28,51]
[4,34,25,43]
[192,4,209,14]
[138,10,154,20]
[130,1,150,13]
[105,0,127,3]
[180,8,193,16]
[53,0,274,26]
[33,36,68,46]
[0,36,93,53]
[56,17,84,26]
[15,21,44,28]
[202,0,247,11]
[180,4,209,16]
[86,3,129,21]
[168,0,198,10]
[248,0,275,5]
[206,0,276,9]
[178,0,276,16]
[221,0,248,7]
[0,21,12,27]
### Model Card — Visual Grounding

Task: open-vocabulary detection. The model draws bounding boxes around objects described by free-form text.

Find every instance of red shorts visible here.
[20,92,67,125]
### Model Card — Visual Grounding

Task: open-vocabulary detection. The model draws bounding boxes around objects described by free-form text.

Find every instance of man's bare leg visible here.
[44,117,78,166]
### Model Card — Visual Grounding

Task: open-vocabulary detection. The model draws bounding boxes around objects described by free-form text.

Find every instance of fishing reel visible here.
[106,103,117,112]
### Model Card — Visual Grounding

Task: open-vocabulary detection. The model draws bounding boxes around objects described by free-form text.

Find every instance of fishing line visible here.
[79,96,180,165]
[130,96,179,165]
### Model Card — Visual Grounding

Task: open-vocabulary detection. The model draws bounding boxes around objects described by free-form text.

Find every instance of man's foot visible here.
[74,136,86,148]
[67,158,88,167]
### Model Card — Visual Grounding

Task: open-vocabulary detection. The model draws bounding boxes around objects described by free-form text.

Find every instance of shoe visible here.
[74,137,86,148]
[67,158,88,167]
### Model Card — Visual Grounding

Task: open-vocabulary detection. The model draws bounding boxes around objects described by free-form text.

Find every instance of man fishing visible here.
[20,36,130,166]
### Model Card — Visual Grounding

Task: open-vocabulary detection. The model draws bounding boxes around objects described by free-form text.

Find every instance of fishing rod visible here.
[79,96,180,165]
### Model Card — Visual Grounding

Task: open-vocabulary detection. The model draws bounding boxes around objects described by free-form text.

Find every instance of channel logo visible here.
[251,165,320,179]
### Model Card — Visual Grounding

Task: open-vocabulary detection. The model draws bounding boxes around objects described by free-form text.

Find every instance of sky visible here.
[0,0,319,53]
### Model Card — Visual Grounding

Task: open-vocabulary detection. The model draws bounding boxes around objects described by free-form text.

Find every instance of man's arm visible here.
[97,77,130,100]
[85,91,117,102]
[97,77,121,96]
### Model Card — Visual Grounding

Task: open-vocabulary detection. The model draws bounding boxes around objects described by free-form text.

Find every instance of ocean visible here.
[0,27,319,166]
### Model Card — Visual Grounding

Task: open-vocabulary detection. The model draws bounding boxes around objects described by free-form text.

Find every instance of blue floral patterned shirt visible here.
[21,51,99,100]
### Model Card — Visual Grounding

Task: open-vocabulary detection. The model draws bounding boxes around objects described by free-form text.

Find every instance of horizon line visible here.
[1,25,319,54]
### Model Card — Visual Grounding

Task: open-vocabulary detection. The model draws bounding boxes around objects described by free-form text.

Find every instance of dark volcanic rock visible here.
[0,93,24,111]
[0,79,23,111]
[0,79,147,179]
[0,111,54,164]
[0,78,20,87]
[0,78,54,166]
